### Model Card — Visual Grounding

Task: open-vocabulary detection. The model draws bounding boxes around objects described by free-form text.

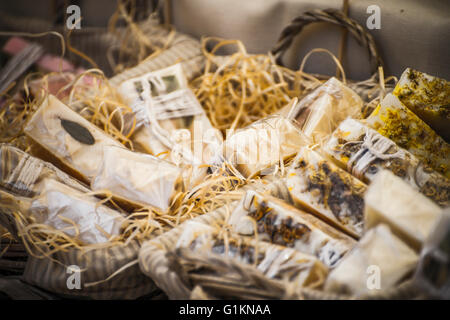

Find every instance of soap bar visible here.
[29,179,124,244]
[286,147,367,238]
[176,221,328,289]
[283,77,363,144]
[224,115,310,178]
[117,64,223,186]
[23,95,124,183]
[229,190,356,267]
[366,94,450,178]
[0,144,89,197]
[325,224,418,297]
[324,118,449,207]
[364,170,442,250]
[393,68,450,142]
[91,146,184,212]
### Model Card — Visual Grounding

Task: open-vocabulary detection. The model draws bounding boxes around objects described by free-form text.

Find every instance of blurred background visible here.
[0,0,449,80]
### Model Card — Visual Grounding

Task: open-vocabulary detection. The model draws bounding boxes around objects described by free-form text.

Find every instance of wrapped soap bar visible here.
[364,170,442,250]
[117,63,223,170]
[325,224,418,297]
[280,77,363,144]
[366,94,450,178]
[23,95,124,183]
[324,118,449,207]
[29,179,124,244]
[0,144,89,197]
[286,147,367,238]
[176,222,328,289]
[229,190,356,267]
[224,115,310,178]
[393,68,450,142]
[91,146,184,212]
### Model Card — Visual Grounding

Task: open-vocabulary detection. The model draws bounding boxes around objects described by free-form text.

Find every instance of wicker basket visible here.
[138,187,424,300]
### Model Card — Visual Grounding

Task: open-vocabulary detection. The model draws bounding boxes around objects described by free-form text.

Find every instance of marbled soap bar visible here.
[366,94,450,178]
[324,118,449,207]
[229,190,356,267]
[286,147,367,238]
[394,68,449,142]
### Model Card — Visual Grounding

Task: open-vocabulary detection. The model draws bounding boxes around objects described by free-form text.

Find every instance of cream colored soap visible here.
[224,115,310,179]
[24,95,124,183]
[91,146,184,212]
[29,179,124,244]
[364,170,442,250]
[283,77,363,144]
[325,224,418,297]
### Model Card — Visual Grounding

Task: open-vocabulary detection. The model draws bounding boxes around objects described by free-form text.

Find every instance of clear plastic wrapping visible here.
[0,144,89,197]
[117,63,223,186]
[176,221,328,289]
[91,145,184,211]
[286,147,367,238]
[280,77,363,144]
[393,68,449,142]
[366,93,450,178]
[229,190,356,268]
[23,95,124,183]
[364,170,443,250]
[224,115,310,178]
[29,179,124,244]
[325,224,418,297]
[324,118,449,207]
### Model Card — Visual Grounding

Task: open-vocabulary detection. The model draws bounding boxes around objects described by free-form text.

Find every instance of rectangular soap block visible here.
[117,63,222,161]
[176,221,328,289]
[325,224,418,297]
[0,144,89,197]
[364,170,442,250]
[283,77,363,144]
[224,115,310,178]
[29,179,124,244]
[117,64,223,187]
[366,93,450,178]
[91,146,184,212]
[229,190,356,268]
[23,95,124,183]
[393,68,450,142]
[286,147,367,238]
[324,118,449,207]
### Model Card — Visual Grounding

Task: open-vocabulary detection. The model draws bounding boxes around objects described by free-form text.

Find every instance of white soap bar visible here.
[229,190,356,267]
[29,179,124,244]
[364,170,442,250]
[24,95,124,183]
[325,224,418,297]
[284,77,363,144]
[224,115,310,178]
[286,147,367,238]
[91,146,184,212]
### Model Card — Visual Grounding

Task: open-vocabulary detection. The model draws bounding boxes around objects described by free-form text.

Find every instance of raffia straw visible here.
[107,0,175,74]
[190,38,317,135]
